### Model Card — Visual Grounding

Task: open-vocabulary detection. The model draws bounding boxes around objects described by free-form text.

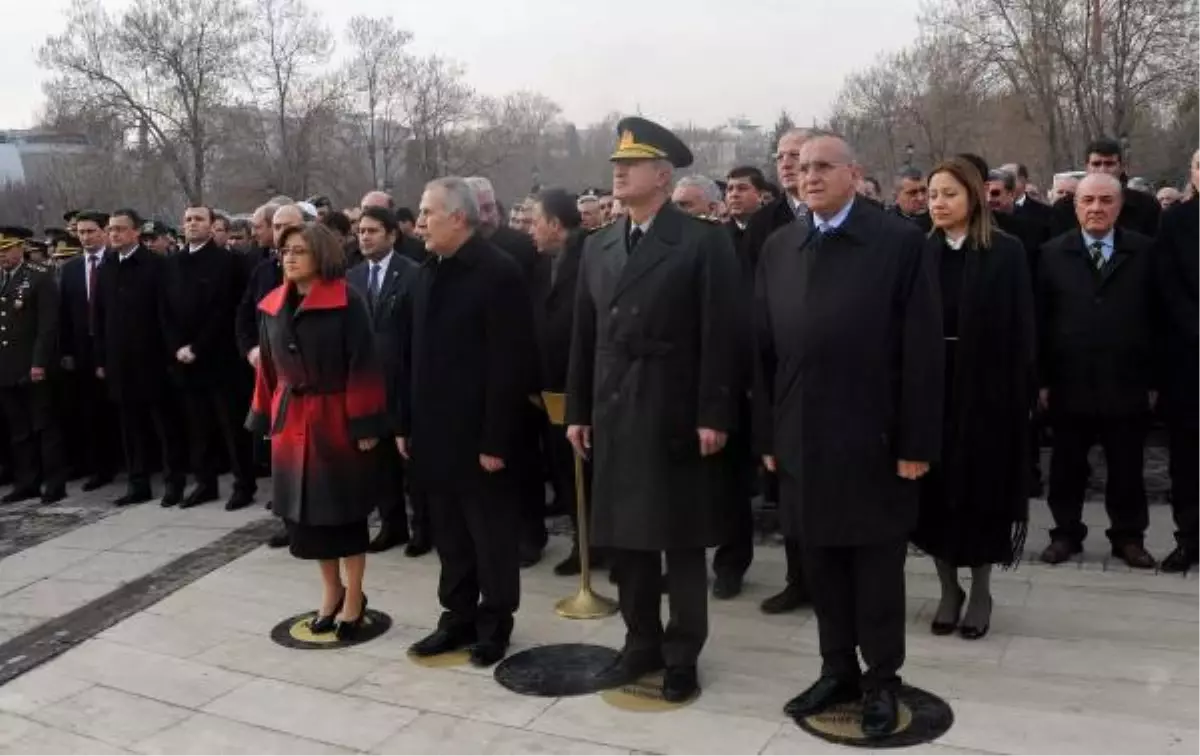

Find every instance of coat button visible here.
[631,306,640,316]
[611,391,620,400]
[287,343,298,352]
[1094,296,1103,304]
[610,306,619,316]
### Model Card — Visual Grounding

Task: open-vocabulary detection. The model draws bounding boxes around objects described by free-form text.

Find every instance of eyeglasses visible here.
[279,246,311,257]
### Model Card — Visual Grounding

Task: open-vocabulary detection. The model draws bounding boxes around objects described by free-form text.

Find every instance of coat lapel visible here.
[1097,228,1133,287]
[612,203,684,304]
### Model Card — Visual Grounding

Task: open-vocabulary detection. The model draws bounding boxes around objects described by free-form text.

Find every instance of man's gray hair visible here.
[464,176,496,199]
[254,202,281,222]
[268,195,295,206]
[675,175,722,204]
[427,177,481,227]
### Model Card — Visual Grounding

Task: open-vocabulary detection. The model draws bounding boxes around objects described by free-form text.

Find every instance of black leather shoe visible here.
[783,676,862,719]
[81,475,113,492]
[959,596,992,641]
[761,583,809,614]
[1040,539,1081,565]
[160,485,184,508]
[368,525,409,553]
[404,532,432,558]
[712,573,744,600]
[519,541,543,569]
[309,591,346,635]
[554,547,581,576]
[930,586,966,636]
[409,627,476,657]
[224,491,254,511]
[179,484,218,509]
[266,528,290,548]
[1112,543,1157,570]
[334,594,368,642]
[662,665,700,702]
[115,488,153,507]
[1,488,40,504]
[468,640,508,668]
[41,487,67,504]
[861,688,899,739]
[593,650,665,689]
[1160,545,1200,574]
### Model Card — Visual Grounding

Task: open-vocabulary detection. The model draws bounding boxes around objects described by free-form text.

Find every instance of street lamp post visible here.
[904,143,915,169]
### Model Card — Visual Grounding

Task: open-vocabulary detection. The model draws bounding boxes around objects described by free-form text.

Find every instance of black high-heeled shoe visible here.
[930,586,966,636]
[309,590,346,635]
[959,596,992,641]
[335,594,369,641]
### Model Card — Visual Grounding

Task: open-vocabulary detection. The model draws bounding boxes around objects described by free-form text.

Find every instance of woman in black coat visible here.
[914,157,1036,640]
[247,223,391,640]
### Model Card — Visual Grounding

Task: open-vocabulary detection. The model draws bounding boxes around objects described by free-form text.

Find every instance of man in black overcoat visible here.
[467,175,550,568]
[347,205,423,555]
[160,206,257,511]
[400,177,540,669]
[1037,173,1160,570]
[1155,149,1199,573]
[94,209,188,507]
[57,210,120,489]
[754,134,943,737]
[740,127,816,615]
[566,118,741,703]
[527,188,591,576]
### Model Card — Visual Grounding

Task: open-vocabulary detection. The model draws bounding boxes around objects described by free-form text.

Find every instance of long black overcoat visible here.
[566,202,741,551]
[753,200,944,547]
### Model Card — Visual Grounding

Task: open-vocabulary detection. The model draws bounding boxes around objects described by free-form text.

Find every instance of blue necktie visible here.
[368,263,381,306]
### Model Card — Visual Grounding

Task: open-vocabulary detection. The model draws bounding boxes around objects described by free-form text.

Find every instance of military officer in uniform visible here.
[0,227,66,503]
[567,118,741,703]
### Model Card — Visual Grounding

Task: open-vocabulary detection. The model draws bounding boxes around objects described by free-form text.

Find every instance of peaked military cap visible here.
[611,116,694,168]
[139,220,172,238]
[0,226,33,251]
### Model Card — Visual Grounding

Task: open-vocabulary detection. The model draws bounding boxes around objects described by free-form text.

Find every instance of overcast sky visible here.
[3,0,922,131]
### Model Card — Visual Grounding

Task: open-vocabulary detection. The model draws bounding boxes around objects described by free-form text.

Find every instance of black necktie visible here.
[628,227,644,254]
[1089,240,1105,270]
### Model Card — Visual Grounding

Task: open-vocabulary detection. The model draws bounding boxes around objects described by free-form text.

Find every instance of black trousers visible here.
[802,538,907,691]
[0,383,65,492]
[617,547,708,667]
[713,431,755,579]
[117,400,186,491]
[517,411,548,551]
[1168,418,1199,551]
[181,383,256,495]
[1048,413,1147,548]
[72,370,119,479]
[377,441,408,536]
[429,481,520,643]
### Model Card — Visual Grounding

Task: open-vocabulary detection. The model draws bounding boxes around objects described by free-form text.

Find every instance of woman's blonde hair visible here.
[928,157,993,249]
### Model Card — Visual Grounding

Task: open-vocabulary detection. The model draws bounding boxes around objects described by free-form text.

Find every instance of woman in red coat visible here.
[247,223,391,640]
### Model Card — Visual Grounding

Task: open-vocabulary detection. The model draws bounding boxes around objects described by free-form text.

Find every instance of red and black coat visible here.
[246,278,392,527]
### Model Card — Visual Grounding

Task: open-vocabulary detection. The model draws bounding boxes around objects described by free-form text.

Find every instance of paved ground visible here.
[0,478,1194,755]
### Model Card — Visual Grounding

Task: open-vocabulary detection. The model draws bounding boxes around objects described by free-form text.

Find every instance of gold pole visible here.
[539,391,616,620]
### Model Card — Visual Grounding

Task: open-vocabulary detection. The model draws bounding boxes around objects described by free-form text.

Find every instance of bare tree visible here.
[400,55,477,183]
[39,0,252,203]
[344,16,413,190]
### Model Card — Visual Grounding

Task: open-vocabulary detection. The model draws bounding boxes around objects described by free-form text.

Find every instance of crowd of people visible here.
[0,118,1194,738]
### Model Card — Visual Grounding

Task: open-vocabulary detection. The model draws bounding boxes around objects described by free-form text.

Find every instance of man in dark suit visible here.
[466,176,549,568]
[401,177,540,668]
[741,128,815,615]
[1002,162,1054,238]
[94,209,187,506]
[1049,138,1160,238]
[0,227,66,503]
[346,206,424,555]
[988,169,1048,273]
[528,188,590,576]
[890,167,932,233]
[755,134,943,737]
[1156,149,1199,573]
[1037,173,1159,570]
[723,166,766,252]
[161,206,256,510]
[360,192,426,264]
[57,210,119,490]
[567,118,741,703]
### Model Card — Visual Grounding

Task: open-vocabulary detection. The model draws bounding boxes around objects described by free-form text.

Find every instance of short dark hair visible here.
[895,166,924,183]
[75,210,109,228]
[395,207,416,225]
[863,176,882,195]
[1014,163,1029,180]
[278,223,346,281]
[727,165,767,192]
[109,208,142,228]
[321,210,352,237]
[212,214,230,229]
[987,169,1016,192]
[358,206,398,234]
[184,205,215,223]
[1086,137,1123,159]
[535,188,582,230]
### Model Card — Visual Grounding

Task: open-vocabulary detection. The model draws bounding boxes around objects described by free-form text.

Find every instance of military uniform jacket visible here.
[566,202,741,551]
[0,262,60,388]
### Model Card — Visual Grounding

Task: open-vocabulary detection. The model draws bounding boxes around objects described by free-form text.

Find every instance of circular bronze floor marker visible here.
[494,644,619,697]
[794,685,953,749]
[407,649,472,668]
[269,610,391,650]
[600,671,700,712]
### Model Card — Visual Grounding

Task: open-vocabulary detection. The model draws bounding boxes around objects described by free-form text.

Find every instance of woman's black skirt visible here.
[284,519,369,560]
